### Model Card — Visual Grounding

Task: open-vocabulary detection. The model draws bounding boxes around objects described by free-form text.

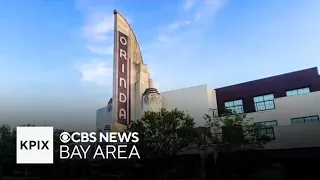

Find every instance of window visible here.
[286,87,310,96]
[255,120,277,139]
[253,94,275,111]
[259,128,275,140]
[255,120,278,128]
[209,108,219,117]
[291,115,319,124]
[224,99,243,114]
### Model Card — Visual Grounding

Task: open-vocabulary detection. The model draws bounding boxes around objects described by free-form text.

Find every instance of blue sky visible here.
[0,0,319,130]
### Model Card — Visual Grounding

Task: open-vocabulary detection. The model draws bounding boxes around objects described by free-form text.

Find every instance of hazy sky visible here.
[0,0,319,131]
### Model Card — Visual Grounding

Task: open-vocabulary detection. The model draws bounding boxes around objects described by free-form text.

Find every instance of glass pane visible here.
[286,90,297,96]
[264,94,274,100]
[298,118,305,123]
[259,129,267,136]
[310,116,319,122]
[265,100,275,110]
[297,88,305,94]
[265,121,277,127]
[271,120,278,126]
[254,96,263,102]
[304,117,313,123]
[304,88,310,93]
[286,91,291,96]
[234,106,243,114]
[255,102,266,111]
[257,122,266,128]
[233,100,243,106]
[266,128,273,134]
[292,118,304,124]
[291,119,298,124]
[266,128,274,139]
[225,101,233,107]
[226,107,234,113]
[265,122,271,127]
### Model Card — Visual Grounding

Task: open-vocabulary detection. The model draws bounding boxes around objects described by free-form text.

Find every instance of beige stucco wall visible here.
[246,91,320,149]
[161,85,218,127]
[247,91,320,125]
[134,63,150,120]
[266,123,320,149]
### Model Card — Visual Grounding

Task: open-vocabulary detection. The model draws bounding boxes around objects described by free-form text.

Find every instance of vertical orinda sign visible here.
[115,31,130,125]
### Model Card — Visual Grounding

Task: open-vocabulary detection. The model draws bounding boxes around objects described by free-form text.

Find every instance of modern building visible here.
[162,67,320,149]
[96,102,112,133]
[215,67,320,149]
[97,9,320,150]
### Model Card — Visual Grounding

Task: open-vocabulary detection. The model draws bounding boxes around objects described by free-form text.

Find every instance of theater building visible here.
[90,9,320,180]
[96,10,320,150]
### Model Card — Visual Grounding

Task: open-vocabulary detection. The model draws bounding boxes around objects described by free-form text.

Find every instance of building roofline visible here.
[215,67,319,90]
[160,84,209,93]
[96,106,108,111]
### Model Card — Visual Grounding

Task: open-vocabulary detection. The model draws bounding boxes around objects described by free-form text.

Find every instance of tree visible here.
[0,124,67,177]
[126,108,199,180]
[0,125,16,175]
[203,110,272,179]
[0,125,34,176]
[203,110,269,152]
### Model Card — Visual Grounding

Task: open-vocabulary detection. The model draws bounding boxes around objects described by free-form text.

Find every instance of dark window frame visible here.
[255,120,278,128]
[214,126,276,143]
[255,127,276,141]
[209,108,219,117]
[224,99,244,114]
[286,87,310,96]
[253,93,275,112]
[253,120,277,141]
[291,115,319,124]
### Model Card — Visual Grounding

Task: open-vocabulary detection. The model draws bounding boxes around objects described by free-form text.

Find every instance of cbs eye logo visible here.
[59,132,71,143]
[59,132,97,143]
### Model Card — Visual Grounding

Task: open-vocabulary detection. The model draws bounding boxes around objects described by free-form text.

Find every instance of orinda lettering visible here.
[119,77,126,88]
[119,108,126,120]
[120,36,127,45]
[120,49,127,60]
[116,31,130,125]
[119,93,127,103]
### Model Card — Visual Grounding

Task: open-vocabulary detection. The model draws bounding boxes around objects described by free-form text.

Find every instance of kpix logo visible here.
[16,127,54,164]
[20,140,49,150]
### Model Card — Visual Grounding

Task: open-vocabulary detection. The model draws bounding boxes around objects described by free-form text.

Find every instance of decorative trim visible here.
[143,93,162,105]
